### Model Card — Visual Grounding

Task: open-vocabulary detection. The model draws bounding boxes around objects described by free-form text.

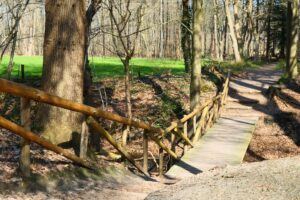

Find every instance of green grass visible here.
[0,56,266,80]
[216,59,266,72]
[0,56,43,79]
[0,56,185,80]
[89,57,185,80]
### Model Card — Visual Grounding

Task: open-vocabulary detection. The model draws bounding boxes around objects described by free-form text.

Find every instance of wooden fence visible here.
[0,72,230,177]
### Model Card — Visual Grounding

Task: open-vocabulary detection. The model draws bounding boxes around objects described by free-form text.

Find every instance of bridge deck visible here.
[166,64,280,180]
[166,116,257,179]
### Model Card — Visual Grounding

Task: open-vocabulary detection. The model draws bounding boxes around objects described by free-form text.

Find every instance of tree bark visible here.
[233,0,242,52]
[122,58,132,146]
[222,16,228,60]
[224,0,242,62]
[39,0,86,146]
[255,0,260,60]
[181,0,192,72]
[266,0,273,61]
[190,0,203,111]
[286,0,299,78]
[244,0,254,57]
[213,0,220,60]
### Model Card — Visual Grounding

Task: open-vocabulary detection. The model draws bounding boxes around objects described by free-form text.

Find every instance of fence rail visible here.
[0,71,230,177]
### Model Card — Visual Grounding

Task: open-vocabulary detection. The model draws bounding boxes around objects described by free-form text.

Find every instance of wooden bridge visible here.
[0,70,261,179]
[166,64,281,180]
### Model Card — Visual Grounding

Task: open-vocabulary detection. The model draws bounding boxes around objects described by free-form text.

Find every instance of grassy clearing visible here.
[0,56,266,80]
[0,56,185,80]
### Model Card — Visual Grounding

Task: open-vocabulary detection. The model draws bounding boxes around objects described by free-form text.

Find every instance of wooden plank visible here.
[183,120,188,153]
[143,130,149,174]
[0,116,95,169]
[80,121,90,159]
[152,136,178,160]
[192,106,209,143]
[159,147,164,177]
[167,116,257,180]
[173,128,193,147]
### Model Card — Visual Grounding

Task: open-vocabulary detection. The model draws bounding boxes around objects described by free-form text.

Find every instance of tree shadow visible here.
[139,76,187,119]
[228,68,300,148]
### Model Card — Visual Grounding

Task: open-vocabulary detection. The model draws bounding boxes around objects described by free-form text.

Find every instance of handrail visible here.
[0,116,95,169]
[0,79,164,136]
[165,71,230,134]
[0,70,230,176]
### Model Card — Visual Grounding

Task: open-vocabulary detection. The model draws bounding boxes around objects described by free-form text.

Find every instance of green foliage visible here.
[0,56,268,80]
[201,59,266,73]
[218,60,265,72]
[278,73,292,84]
[276,59,286,70]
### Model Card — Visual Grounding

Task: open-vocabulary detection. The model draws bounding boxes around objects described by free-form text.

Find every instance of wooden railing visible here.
[0,71,230,177]
[151,72,230,175]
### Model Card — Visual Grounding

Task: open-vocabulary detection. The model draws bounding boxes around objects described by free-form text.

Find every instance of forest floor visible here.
[243,74,300,162]
[0,63,299,199]
[146,63,300,200]
[0,68,220,199]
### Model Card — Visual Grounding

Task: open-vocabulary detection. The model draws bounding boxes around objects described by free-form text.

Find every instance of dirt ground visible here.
[0,72,219,197]
[146,156,300,200]
[244,80,300,162]
[146,67,300,200]
[1,65,299,199]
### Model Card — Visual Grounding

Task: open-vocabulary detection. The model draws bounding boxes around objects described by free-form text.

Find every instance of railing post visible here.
[80,121,90,159]
[143,130,148,174]
[183,119,188,153]
[170,129,176,166]
[159,147,164,177]
[193,115,197,135]
[171,130,176,153]
[20,97,31,177]
[212,101,218,123]
[21,64,25,81]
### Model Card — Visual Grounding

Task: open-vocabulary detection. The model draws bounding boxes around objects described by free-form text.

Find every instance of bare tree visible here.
[224,0,242,62]
[104,0,145,146]
[0,0,29,79]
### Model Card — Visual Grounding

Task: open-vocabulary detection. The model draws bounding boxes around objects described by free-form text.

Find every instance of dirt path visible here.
[3,64,297,200]
[146,156,300,200]
[0,167,164,200]
[224,63,282,118]
[146,64,300,199]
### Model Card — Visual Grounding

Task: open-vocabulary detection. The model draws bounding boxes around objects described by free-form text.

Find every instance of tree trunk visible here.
[39,0,86,146]
[233,0,242,52]
[213,0,220,60]
[255,0,260,60]
[159,0,164,58]
[286,0,299,79]
[279,8,286,59]
[190,0,203,111]
[224,0,242,62]
[244,0,254,57]
[222,16,228,60]
[181,0,192,73]
[122,58,132,146]
[266,0,273,61]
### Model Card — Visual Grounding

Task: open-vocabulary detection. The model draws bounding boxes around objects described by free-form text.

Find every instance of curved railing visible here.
[0,71,230,176]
